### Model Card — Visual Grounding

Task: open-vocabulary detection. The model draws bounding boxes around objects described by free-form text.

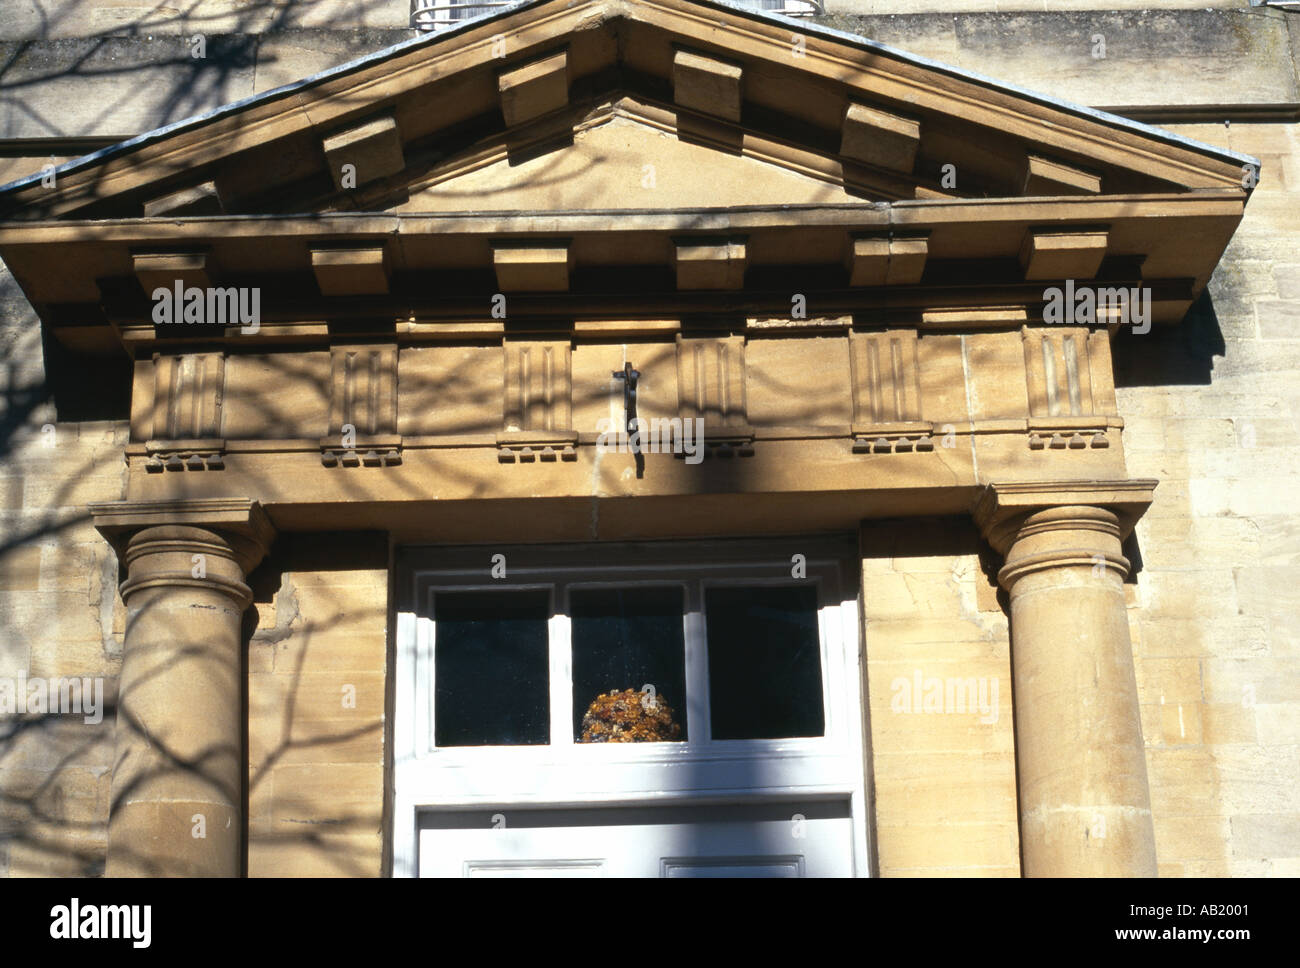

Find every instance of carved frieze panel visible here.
[849,329,921,426]
[1022,327,1113,450]
[848,329,933,454]
[675,334,753,456]
[146,352,226,471]
[321,344,401,466]
[499,339,577,462]
[1024,327,1089,416]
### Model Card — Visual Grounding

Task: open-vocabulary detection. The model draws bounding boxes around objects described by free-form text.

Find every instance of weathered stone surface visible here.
[0,35,258,141]
[252,28,417,94]
[1230,814,1300,862]
[0,0,1297,881]
[0,0,412,40]
[816,9,1300,109]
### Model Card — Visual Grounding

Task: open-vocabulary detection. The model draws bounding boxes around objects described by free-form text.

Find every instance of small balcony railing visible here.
[412,0,516,30]
[412,0,824,32]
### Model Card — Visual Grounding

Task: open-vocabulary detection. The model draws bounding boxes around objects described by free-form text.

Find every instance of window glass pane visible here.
[705,585,824,740]
[571,586,687,743]
[434,590,550,746]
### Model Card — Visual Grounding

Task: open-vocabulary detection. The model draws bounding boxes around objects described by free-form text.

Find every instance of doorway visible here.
[392,536,870,876]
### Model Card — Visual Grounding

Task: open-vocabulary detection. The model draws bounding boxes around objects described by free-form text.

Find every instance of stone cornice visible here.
[0,194,1232,350]
[0,193,1244,244]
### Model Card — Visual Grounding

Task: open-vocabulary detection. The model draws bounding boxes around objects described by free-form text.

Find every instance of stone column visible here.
[976,481,1157,877]
[92,500,274,877]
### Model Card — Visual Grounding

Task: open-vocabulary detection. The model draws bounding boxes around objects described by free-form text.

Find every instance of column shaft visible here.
[998,505,1156,877]
[107,525,256,877]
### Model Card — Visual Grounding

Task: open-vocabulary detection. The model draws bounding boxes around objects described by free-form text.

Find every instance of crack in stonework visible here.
[959,334,980,482]
[1022,804,1154,824]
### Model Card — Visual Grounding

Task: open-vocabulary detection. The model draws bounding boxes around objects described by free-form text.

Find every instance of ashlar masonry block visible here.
[322,115,405,191]
[672,49,743,122]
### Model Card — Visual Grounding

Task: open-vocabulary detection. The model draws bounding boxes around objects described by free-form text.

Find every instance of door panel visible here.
[419,801,853,877]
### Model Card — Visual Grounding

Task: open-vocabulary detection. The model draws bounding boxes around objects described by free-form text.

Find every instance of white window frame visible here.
[411,0,517,31]
[392,536,870,876]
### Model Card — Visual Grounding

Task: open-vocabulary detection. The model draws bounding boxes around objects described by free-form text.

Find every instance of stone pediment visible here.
[0,0,1255,219]
[0,0,1259,352]
[387,99,886,214]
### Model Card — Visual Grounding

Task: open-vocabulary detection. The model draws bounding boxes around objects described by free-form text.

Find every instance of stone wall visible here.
[817,8,1300,112]
[859,519,1019,876]
[0,266,126,876]
[246,536,389,877]
[1,0,414,39]
[1118,120,1300,877]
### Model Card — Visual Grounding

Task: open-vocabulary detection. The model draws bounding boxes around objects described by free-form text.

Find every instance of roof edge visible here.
[0,0,1261,199]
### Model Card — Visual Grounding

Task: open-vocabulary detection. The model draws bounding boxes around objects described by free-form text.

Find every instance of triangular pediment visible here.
[387,99,885,214]
[0,0,1257,350]
[0,0,1254,220]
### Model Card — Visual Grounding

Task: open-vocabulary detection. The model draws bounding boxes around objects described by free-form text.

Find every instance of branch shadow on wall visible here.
[0,0,412,151]
[1,575,388,877]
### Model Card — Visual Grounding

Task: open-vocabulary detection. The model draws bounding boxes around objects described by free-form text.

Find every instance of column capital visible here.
[90,497,276,574]
[973,479,1157,555]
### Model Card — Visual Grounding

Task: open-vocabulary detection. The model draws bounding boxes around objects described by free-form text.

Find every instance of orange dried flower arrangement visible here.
[579,688,682,743]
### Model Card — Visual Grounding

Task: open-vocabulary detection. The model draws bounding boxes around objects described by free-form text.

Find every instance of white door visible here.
[394,538,872,878]
[418,801,855,877]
